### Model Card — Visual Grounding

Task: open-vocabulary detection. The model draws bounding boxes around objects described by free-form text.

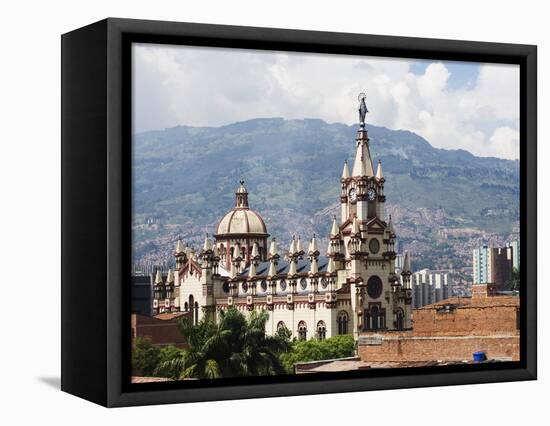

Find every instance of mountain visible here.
[132,118,519,270]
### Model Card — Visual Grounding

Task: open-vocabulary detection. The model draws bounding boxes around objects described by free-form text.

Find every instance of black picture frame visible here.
[61,17,537,407]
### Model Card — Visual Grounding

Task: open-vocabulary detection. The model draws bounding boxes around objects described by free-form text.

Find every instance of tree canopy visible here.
[155,308,292,379]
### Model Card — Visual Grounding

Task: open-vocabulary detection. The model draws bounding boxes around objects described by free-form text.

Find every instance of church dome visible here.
[215,180,268,237]
[216,208,267,236]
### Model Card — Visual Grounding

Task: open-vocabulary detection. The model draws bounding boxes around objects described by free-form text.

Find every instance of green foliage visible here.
[132,337,160,377]
[155,308,292,380]
[280,334,356,373]
[509,267,520,291]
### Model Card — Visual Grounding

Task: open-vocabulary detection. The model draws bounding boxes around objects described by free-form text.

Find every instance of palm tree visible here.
[155,308,291,379]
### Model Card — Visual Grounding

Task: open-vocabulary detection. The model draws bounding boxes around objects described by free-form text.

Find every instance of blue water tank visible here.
[473,351,487,362]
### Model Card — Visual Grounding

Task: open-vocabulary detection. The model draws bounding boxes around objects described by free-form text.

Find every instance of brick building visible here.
[131,312,189,348]
[358,283,519,363]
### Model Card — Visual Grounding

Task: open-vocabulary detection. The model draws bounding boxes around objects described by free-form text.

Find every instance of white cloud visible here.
[133,44,520,160]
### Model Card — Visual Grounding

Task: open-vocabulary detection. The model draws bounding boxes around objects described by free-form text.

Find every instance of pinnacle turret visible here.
[341,160,350,179]
[330,216,340,238]
[376,159,384,180]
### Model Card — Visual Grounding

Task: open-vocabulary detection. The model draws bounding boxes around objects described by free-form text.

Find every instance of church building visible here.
[152,95,413,340]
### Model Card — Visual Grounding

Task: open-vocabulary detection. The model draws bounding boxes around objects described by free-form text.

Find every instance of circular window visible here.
[321,277,328,289]
[300,278,307,290]
[260,280,268,291]
[222,282,230,293]
[369,238,380,254]
[242,282,249,293]
[280,279,287,291]
[366,275,383,299]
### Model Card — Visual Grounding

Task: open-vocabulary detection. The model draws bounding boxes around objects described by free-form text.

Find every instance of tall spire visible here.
[351,134,375,177]
[308,234,319,256]
[351,215,361,235]
[251,242,259,259]
[203,233,212,251]
[376,160,384,180]
[166,269,174,283]
[310,257,319,274]
[403,251,411,273]
[154,269,163,285]
[267,260,277,277]
[387,214,395,234]
[288,235,297,256]
[235,179,249,208]
[330,215,340,238]
[268,238,279,259]
[327,257,335,274]
[296,236,303,255]
[341,160,350,179]
[248,262,257,278]
[175,239,185,254]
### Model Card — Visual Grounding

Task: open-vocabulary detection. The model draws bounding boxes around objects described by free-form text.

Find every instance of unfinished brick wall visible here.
[358,294,520,362]
[131,314,188,348]
[358,334,519,362]
[412,299,519,336]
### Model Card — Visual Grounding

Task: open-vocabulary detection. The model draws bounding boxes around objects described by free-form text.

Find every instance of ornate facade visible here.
[152,96,412,340]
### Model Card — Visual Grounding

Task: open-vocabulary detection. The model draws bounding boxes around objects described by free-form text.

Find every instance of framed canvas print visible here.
[61,18,537,407]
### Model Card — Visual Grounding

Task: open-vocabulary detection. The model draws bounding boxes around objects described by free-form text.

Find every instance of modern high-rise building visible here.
[472,245,513,289]
[506,240,520,271]
[410,269,453,309]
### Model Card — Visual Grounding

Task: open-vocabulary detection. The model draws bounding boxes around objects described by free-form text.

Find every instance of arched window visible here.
[371,305,379,330]
[242,282,249,293]
[183,302,189,311]
[194,302,199,324]
[321,277,328,289]
[364,305,385,330]
[337,311,349,335]
[300,278,307,290]
[260,280,268,292]
[297,321,307,340]
[317,321,327,340]
[280,279,287,291]
[189,295,195,324]
[395,308,404,330]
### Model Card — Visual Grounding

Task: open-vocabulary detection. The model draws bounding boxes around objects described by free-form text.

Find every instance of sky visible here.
[132,43,520,160]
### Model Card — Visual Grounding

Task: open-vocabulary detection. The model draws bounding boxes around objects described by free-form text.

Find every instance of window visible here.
[321,277,328,289]
[317,321,327,340]
[337,311,349,335]
[242,282,249,293]
[300,278,307,290]
[183,302,189,311]
[280,279,287,291]
[366,275,383,299]
[395,308,404,330]
[260,280,268,292]
[364,305,385,330]
[189,295,195,324]
[194,302,199,324]
[222,282,230,293]
[298,321,307,340]
[277,321,286,332]
[371,305,379,329]
[369,238,380,254]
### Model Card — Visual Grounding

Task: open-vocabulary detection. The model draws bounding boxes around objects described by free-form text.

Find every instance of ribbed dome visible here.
[216,208,268,235]
[216,180,269,236]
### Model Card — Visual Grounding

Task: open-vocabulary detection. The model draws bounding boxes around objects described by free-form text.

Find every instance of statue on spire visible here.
[358,92,368,127]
